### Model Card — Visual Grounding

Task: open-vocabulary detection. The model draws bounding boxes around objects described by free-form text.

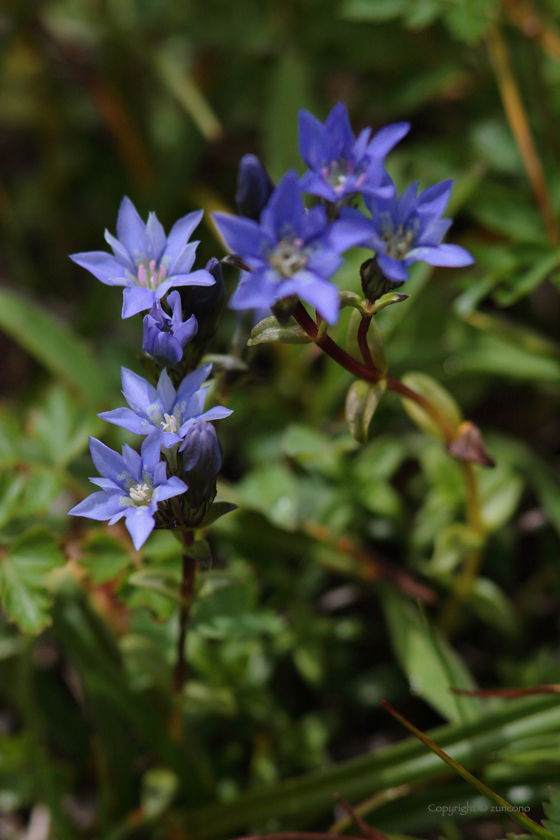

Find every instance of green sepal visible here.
[339,291,369,314]
[344,378,387,443]
[370,291,409,314]
[198,501,238,528]
[248,316,313,346]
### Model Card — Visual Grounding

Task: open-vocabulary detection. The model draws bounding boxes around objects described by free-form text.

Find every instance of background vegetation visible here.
[4,0,560,838]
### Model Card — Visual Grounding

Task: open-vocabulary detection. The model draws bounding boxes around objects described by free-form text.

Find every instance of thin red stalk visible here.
[357,315,375,369]
[334,795,391,840]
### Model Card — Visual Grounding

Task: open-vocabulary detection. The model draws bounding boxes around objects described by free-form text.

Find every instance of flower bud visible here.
[179,419,223,526]
[235,154,275,221]
[142,291,197,364]
[360,257,405,303]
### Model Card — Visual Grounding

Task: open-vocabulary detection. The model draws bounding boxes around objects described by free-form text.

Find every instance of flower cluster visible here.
[70,201,232,548]
[213,102,473,322]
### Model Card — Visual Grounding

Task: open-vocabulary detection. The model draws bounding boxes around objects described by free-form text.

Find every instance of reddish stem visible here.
[173,535,196,692]
[357,314,375,369]
[293,302,456,442]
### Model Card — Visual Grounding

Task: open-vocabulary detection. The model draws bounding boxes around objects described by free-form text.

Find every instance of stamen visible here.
[161,413,178,434]
[129,481,153,505]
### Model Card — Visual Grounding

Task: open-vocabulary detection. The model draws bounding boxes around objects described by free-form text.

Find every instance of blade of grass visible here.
[380,700,558,840]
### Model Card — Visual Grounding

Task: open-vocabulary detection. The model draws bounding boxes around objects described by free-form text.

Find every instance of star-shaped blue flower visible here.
[298,102,410,203]
[68,429,187,550]
[70,196,215,318]
[142,291,198,364]
[353,177,474,282]
[212,171,371,325]
[98,364,233,448]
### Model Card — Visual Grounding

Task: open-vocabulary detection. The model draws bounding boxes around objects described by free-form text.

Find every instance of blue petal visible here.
[169,241,198,276]
[417,179,453,219]
[184,388,207,419]
[409,243,474,267]
[199,406,233,421]
[69,490,124,521]
[377,254,410,282]
[395,181,420,227]
[141,428,164,474]
[212,213,269,257]
[121,444,142,482]
[154,476,188,502]
[306,249,343,279]
[162,210,204,266]
[367,122,410,159]
[298,109,330,170]
[104,231,134,269]
[292,271,340,325]
[153,333,183,364]
[122,367,158,412]
[89,477,121,490]
[156,368,176,411]
[352,126,373,162]
[324,102,355,158]
[89,437,127,482]
[261,172,305,240]
[122,286,156,318]
[116,196,148,260]
[125,509,156,550]
[173,314,198,346]
[146,212,167,262]
[418,217,453,246]
[298,171,337,202]
[175,364,212,408]
[70,252,128,286]
[328,211,373,253]
[170,269,215,288]
[229,269,278,311]
[98,407,151,435]
[301,205,328,242]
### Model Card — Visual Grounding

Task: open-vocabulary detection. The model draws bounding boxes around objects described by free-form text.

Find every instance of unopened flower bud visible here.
[235,154,275,221]
[179,419,223,525]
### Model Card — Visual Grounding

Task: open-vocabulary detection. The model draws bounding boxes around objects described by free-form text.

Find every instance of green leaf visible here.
[400,372,462,439]
[28,386,96,467]
[128,568,182,602]
[0,529,65,633]
[478,465,523,531]
[345,379,387,444]
[381,587,481,723]
[341,0,410,22]
[248,316,313,346]
[543,787,560,838]
[464,577,519,638]
[0,289,110,405]
[188,539,212,569]
[141,767,179,819]
[80,532,132,584]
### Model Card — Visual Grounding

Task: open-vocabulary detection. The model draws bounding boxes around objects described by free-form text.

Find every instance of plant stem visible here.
[293,302,456,441]
[357,314,375,368]
[173,532,196,693]
[487,24,560,243]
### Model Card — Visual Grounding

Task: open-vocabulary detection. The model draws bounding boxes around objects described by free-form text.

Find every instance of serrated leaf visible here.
[345,379,387,444]
[0,529,65,633]
[400,372,462,439]
[543,786,560,838]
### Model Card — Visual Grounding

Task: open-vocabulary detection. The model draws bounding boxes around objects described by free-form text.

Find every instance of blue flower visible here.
[68,429,187,550]
[180,419,224,512]
[98,364,233,448]
[235,154,275,221]
[354,177,475,282]
[70,196,215,318]
[298,102,410,203]
[212,171,371,325]
[142,291,198,364]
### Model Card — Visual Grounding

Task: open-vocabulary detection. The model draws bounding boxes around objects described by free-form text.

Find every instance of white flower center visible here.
[129,481,154,506]
[269,239,308,279]
[382,225,416,260]
[161,413,178,434]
